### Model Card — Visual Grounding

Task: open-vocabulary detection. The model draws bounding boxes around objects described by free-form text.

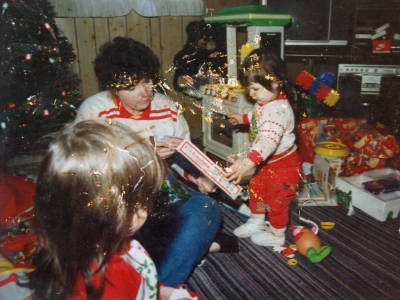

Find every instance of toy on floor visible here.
[296,70,340,106]
[292,216,332,263]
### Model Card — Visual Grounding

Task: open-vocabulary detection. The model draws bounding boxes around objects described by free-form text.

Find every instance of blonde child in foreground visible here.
[227,49,301,247]
[1,120,200,299]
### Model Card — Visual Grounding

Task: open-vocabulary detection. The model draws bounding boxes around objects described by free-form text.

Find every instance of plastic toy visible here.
[296,70,340,106]
[0,259,14,273]
[320,222,336,230]
[292,216,332,263]
[287,258,298,266]
[293,226,331,263]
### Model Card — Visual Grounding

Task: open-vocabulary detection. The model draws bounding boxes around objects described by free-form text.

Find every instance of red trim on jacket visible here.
[243,114,250,124]
[98,96,178,122]
[72,255,142,299]
[248,145,295,166]
[248,150,264,165]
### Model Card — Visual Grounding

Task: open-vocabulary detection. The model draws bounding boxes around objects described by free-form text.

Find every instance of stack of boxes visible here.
[355,23,396,53]
[336,168,400,221]
[371,23,393,53]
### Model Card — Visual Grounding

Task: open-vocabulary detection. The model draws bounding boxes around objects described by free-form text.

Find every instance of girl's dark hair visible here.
[238,48,293,102]
[26,120,165,299]
[94,37,161,91]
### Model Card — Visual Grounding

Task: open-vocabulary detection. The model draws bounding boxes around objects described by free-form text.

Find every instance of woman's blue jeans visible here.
[157,173,222,287]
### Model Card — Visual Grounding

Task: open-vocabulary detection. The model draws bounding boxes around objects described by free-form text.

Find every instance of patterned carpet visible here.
[187,203,400,300]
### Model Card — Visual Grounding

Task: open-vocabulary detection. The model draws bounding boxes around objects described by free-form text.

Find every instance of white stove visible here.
[338,64,400,95]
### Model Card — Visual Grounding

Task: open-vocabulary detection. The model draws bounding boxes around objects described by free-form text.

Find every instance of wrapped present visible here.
[323,119,364,146]
[343,153,386,177]
[297,118,322,164]
[341,123,399,176]
[297,119,399,177]
[351,123,399,159]
[0,172,37,268]
[297,117,367,164]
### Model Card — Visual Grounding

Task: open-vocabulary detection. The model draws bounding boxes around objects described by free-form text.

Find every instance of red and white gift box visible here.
[158,136,242,199]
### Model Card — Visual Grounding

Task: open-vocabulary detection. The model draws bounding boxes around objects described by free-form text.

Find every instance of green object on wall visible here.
[204,5,290,27]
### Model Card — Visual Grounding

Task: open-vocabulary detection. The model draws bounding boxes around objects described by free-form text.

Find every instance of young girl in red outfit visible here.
[227,49,301,247]
[0,121,205,299]
[23,120,166,299]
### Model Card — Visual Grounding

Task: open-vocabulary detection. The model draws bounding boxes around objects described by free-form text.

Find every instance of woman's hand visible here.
[226,157,255,184]
[196,176,217,194]
[150,136,183,160]
[155,141,175,159]
[228,113,243,126]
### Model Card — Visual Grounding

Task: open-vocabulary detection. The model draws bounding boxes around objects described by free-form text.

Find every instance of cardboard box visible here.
[309,154,338,206]
[371,30,387,40]
[336,168,400,221]
[361,177,400,195]
[157,136,242,199]
[373,23,390,34]
[372,40,392,53]
[297,182,336,206]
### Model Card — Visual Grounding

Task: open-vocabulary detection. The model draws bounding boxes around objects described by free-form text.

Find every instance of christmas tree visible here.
[0,0,82,166]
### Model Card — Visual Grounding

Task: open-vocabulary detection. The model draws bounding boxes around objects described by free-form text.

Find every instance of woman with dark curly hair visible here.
[94,37,161,92]
[76,37,192,156]
[74,37,236,291]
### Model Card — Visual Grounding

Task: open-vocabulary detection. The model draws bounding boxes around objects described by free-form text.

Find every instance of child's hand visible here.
[196,176,217,194]
[226,157,255,184]
[159,285,200,300]
[228,114,243,126]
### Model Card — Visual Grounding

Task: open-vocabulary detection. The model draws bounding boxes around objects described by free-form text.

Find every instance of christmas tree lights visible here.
[0,0,82,166]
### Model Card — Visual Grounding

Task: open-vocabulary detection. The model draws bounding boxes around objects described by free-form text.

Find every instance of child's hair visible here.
[238,48,293,102]
[26,120,166,299]
[94,37,161,91]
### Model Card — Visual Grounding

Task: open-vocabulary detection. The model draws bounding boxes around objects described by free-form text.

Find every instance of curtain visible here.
[48,0,204,17]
